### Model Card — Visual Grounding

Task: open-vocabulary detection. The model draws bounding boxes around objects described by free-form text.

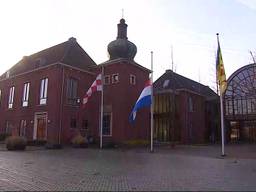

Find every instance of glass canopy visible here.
[224,64,256,120]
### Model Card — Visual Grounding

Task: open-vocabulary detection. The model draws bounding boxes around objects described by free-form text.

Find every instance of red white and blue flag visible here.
[129,80,152,123]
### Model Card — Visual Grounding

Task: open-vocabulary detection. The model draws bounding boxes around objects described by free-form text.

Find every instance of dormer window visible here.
[35,58,46,68]
[112,74,119,84]
[163,80,170,88]
[6,71,10,78]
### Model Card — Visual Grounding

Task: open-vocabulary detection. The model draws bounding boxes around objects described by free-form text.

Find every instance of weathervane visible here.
[122,8,124,18]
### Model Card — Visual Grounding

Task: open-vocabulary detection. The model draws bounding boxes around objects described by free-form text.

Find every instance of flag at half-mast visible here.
[129,80,152,123]
[216,35,227,94]
[82,74,102,106]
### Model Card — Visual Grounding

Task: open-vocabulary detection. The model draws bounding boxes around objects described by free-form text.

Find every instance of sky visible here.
[0,0,256,91]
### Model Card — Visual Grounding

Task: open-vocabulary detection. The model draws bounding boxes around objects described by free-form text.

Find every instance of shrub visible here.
[5,136,27,151]
[71,134,88,148]
[0,133,11,141]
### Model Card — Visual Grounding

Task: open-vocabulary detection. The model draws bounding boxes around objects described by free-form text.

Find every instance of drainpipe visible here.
[58,65,65,144]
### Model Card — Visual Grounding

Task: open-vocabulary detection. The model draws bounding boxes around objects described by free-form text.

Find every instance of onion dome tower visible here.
[107,18,137,60]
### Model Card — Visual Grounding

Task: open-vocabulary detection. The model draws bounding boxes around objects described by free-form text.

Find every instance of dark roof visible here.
[0,37,96,79]
[154,70,218,100]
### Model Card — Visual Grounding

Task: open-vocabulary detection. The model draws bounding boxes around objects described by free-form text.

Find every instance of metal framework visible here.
[224,64,256,120]
[224,64,256,142]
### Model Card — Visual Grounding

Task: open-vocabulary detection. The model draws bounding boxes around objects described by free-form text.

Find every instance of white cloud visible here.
[236,0,256,10]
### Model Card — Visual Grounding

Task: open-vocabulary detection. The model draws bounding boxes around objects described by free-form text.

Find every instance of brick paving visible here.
[0,144,255,191]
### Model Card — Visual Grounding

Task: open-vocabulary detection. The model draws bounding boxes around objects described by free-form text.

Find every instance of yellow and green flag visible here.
[216,35,227,94]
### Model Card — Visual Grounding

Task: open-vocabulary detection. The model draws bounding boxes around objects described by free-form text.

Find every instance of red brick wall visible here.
[0,65,61,142]
[178,91,207,144]
[0,60,150,145]
[91,60,150,144]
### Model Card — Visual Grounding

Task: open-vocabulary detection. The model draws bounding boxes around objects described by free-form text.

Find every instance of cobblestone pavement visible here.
[0,144,255,191]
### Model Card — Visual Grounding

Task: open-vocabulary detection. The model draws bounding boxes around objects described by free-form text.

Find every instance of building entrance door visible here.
[33,113,47,140]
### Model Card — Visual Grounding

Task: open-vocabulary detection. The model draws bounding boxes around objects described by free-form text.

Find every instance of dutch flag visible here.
[129,80,152,123]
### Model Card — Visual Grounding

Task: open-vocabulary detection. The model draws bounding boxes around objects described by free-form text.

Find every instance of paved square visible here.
[0,144,255,191]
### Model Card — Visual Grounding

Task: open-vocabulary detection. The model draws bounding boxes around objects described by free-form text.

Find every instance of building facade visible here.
[153,70,219,144]
[224,63,256,143]
[0,19,150,145]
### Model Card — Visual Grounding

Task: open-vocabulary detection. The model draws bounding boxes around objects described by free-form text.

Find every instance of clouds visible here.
[235,0,256,10]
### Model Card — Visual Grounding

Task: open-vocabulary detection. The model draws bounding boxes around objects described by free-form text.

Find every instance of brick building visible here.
[153,70,219,144]
[0,19,150,145]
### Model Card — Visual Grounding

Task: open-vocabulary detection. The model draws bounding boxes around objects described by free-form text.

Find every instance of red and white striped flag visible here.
[82,74,102,106]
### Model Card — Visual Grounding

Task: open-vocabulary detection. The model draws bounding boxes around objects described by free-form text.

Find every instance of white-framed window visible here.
[130,74,136,85]
[22,82,30,107]
[66,78,78,105]
[112,74,119,84]
[104,75,110,85]
[102,112,112,136]
[5,120,13,134]
[19,120,27,137]
[163,79,170,88]
[8,86,15,109]
[40,78,48,105]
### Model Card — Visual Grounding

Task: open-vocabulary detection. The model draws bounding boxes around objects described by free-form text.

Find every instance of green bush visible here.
[5,136,27,151]
[71,135,88,148]
[0,133,11,141]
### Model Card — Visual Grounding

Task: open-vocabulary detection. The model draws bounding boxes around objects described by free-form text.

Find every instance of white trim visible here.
[112,73,119,84]
[40,78,48,105]
[22,82,30,107]
[8,86,15,109]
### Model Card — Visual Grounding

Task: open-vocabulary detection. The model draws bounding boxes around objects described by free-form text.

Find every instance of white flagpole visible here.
[220,89,225,156]
[217,33,225,156]
[100,66,104,149]
[150,51,154,152]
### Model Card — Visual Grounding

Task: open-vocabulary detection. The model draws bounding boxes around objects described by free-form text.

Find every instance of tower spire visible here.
[117,18,128,39]
[107,19,137,60]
